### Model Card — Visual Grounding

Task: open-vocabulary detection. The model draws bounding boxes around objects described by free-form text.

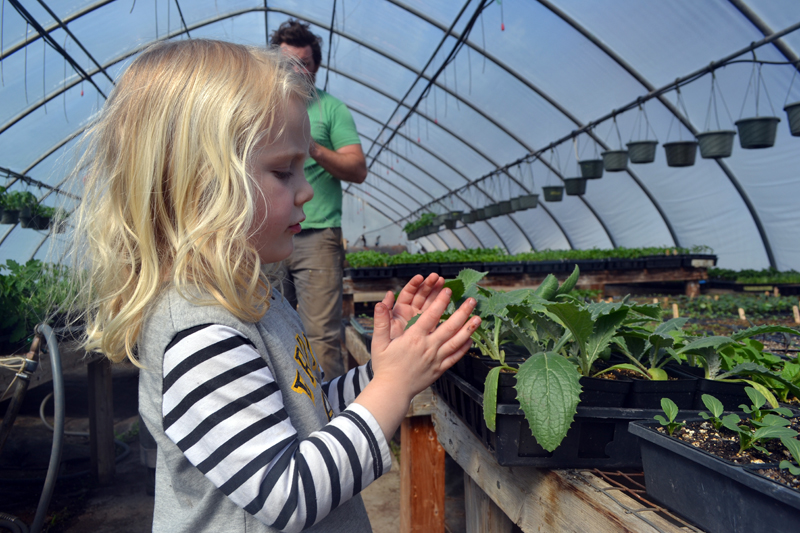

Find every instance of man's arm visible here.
[309,141,367,184]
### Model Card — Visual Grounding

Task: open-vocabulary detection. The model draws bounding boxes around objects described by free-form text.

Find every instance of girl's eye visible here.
[274,170,293,180]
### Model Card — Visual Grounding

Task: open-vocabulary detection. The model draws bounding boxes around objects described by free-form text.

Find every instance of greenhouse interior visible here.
[2,1,800,532]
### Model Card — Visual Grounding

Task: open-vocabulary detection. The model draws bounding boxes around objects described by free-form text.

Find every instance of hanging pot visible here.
[542,186,563,202]
[784,101,800,136]
[445,210,463,221]
[578,159,604,179]
[564,178,586,196]
[497,200,513,215]
[432,214,446,227]
[444,219,458,230]
[735,116,781,149]
[516,193,539,210]
[510,197,522,211]
[1,209,19,224]
[474,207,488,221]
[484,203,502,218]
[626,140,658,164]
[601,150,628,172]
[663,141,698,167]
[462,211,476,224]
[696,130,736,159]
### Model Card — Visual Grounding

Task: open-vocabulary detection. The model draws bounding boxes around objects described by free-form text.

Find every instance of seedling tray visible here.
[524,260,567,274]
[630,420,800,533]
[344,267,394,279]
[394,263,441,278]
[435,370,681,468]
[483,261,525,275]
[439,262,483,277]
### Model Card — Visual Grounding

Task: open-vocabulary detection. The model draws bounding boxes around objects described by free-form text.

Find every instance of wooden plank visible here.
[430,395,690,533]
[407,387,433,417]
[464,473,514,533]
[400,416,446,533]
[344,326,371,367]
[88,357,116,486]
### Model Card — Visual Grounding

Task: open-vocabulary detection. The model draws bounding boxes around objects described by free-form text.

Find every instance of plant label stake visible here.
[739,307,747,321]
[793,305,800,324]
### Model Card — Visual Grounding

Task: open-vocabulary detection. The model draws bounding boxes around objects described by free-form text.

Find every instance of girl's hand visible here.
[379,273,446,339]
[355,285,480,440]
[370,285,480,402]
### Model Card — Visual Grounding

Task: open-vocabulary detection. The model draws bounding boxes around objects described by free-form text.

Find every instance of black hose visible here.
[29,324,63,533]
[0,374,31,456]
[0,513,29,533]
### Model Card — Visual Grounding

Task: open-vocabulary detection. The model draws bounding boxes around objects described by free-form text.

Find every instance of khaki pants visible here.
[280,227,345,379]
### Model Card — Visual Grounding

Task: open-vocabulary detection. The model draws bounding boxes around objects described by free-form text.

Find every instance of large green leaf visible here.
[446,269,488,303]
[555,265,580,296]
[483,366,502,432]
[534,274,559,301]
[677,336,736,355]
[547,302,593,348]
[585,309,629,370]
[731,324,800,342]
[654,317,689,336]
[515,352,582,452]
[483,289,530,317]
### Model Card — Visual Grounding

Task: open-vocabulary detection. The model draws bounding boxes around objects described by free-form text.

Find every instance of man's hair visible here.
[67,39,314,365]
[270,19,322,69]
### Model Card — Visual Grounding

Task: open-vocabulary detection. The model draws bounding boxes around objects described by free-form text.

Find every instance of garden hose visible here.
[0,513,29,533]
[29,323,63,533]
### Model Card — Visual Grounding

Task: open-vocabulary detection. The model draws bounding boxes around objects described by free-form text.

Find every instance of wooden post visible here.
[88,357,115,485]
[400,416,445,533]
[464,473,514,533]
[685,280,700,298]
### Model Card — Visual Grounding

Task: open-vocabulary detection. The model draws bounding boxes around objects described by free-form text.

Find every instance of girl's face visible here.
[248,99,314,264]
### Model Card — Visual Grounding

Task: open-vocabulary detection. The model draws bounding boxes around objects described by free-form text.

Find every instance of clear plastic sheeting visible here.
[1,0,799,270]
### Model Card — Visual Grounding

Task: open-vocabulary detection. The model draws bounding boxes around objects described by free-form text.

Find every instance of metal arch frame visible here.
[385,0,666,249]
[348,105,570,250]
[355,130,486,247]
[729,0,800,69]
[536,0,777,267]
[367,158,472,249]
[7,3,577,252]
[321,66,536,250]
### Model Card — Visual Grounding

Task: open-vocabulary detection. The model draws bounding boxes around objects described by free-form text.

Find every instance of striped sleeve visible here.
[321,360,374,415]
[161,325,392,533]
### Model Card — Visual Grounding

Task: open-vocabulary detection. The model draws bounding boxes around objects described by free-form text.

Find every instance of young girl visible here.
[69,40,479,532]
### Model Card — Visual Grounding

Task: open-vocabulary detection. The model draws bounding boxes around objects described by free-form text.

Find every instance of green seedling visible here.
[654,397,685,437]
[699,394,725,431]
[721,410,797,455]
[779,437,800,476]
[739,386,794,424]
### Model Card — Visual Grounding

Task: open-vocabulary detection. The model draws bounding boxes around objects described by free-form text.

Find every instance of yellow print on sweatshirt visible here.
[291,333,319,404]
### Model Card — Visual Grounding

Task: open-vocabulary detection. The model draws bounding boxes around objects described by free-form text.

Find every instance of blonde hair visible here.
[68,39,313,365]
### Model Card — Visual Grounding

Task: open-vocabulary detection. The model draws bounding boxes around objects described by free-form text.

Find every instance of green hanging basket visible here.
[564,178,587,196]
[784,102,800,137]
[578,159,604,179]
[663,141,698,167]
[735,116,781,149]
[696,130,736,159]
[626,140,658,164]
[601,150,628,172]
[542,186,564,202]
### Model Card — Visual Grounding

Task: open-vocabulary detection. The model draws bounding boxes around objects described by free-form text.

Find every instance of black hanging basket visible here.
[785,101,800,137]
[542,186,564,202]
[514,194,538,210]
[601,150,628,172]
[484,203,502,218]
[497,200,513,215]
[462,211,476,224]
[626,140,658,164]
[578,159,604,179]
[696,130,736,159]
[564,178,587,196]
[0,209,19,224]
[474,207,488,221]
[735,116,781,149]
[663,141,698,167]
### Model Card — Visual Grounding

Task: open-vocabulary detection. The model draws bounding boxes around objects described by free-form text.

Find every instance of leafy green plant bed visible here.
[0,259,77,354]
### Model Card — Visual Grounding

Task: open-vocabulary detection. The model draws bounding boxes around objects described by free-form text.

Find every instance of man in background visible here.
[272,19,367,378]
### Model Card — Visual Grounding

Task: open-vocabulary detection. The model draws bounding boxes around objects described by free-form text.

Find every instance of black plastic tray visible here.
[439,262,483,277]
[630,420,800,533]
[344,267,394,279]
[483,261,525,275]
[435,370,681,468]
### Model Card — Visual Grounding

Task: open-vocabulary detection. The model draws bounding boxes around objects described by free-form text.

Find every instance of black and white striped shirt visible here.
[161,324,391,532]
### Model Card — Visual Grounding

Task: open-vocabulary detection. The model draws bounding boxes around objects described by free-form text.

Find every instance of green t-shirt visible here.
[302,89,362,229]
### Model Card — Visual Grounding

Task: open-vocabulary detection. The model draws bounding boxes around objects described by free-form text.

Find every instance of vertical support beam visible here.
[88,357,115,485]
[400,416,445,532]
[464,473,515,533]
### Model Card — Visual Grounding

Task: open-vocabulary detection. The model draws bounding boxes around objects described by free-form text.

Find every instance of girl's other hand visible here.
[379,273,445,339]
